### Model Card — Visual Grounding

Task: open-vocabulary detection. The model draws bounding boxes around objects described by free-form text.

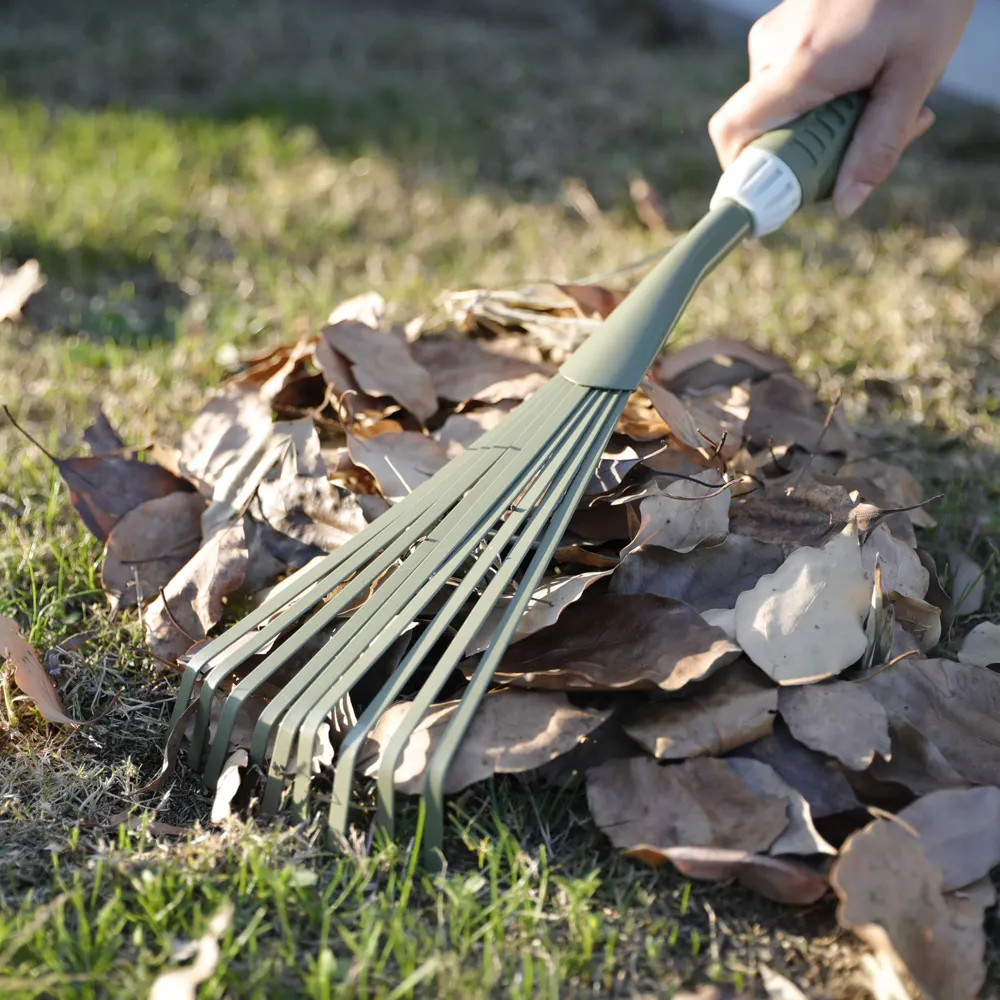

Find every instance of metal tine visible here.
[371,389,624,838]
[420,394,627,866]
[188,385,563,768]
[258,386,599,812]
[324,385,607,836]
[167,431,498,738]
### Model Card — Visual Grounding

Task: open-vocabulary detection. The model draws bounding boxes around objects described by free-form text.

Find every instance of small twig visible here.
[2,404,60,463]
[156,586,201,645]
[766,439,792,475]
[791,387,843,489]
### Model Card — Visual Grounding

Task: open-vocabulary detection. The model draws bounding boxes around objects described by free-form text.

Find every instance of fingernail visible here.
[835,182,874,219]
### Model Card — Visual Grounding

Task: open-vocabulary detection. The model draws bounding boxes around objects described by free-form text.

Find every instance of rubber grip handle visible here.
[749,91,868,205]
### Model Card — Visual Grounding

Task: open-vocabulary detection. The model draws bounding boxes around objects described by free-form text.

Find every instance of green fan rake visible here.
[165,93,866,868]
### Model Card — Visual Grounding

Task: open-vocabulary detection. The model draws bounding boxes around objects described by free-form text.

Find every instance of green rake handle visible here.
[559,91,867,391]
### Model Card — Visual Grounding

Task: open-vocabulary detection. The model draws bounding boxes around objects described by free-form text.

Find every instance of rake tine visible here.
[420,393,627,868]
[324,388,609,837]
[257,387,599,813]
[369,390,625,842]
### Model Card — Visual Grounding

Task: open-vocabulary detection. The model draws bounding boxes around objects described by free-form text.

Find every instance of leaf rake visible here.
[165,94,866,868]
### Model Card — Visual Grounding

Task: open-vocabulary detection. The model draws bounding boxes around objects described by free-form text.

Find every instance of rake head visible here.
[166,373,628,868]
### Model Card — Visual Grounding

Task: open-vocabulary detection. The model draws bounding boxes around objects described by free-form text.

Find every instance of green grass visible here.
[2,0,1000,996]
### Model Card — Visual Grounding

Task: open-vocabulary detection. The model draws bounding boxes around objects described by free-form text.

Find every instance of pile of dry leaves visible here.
[5,279,1000,1000]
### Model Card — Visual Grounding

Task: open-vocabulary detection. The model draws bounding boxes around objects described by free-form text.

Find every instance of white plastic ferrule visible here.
[709,147,802,237]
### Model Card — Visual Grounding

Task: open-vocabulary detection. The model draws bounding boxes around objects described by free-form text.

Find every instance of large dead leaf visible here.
[324,321,438,423]
[82,409,127,455]
[485,594,741,692]
[831,819,986,1000]
[148,900,233,1000]
[102,492,206,611]
[361,690,609,794]
[625,470,730,554]
[862,525,929,601]
[744,374,853,454]
[622,661,777,759]
[409,335,550,404]
[739,722,861,819]
[588,756,788,853]
[347,430,449,503]
[778,682,891,771]
[654,337,789,393]
[465,570,614,655]
[726,757,836,856]
[896,786,1000,893]
[957,621,1000,666]
[0,615,78,725]
[178,385,276,493]
[144,519,249,666]
[627,844,828,905]
[734,526,871,684]
[839,459,936,529]
[861,658,1000,792]
[729,480,857,551]
[885,592,941,652]
[611,534,784,612]
[615,391,670,442]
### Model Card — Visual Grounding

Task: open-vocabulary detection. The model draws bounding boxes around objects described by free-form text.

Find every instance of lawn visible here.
[2,1,1000,997]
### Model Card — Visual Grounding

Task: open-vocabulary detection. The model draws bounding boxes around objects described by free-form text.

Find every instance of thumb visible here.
[709,70,836,168]
[832,73,933,217]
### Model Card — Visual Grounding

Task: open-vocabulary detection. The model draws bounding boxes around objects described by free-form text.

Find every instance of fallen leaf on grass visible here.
[729,480,857,551]
[861,658,1000,792]
[149,900,234,1000]
[654,337,788,392]
[627,844,829,905]
[0,615,78,725]
[726,757,836,856]
[611,534,784,611]
[211,748,247,823]
[588,756,788,854]
[862,525,929,600]
[885,592,941,652]
[957,621,1000,666]
[0,258,44,321]
[622,661,777,759]
[325,321,438,423]
[615,392,670,441]
[409,336,550,404]
[144,520,249,666]
[362,690,610,794]
[101,492,206,611]
[839,459,936,529]
[347,430,450,502]
[778,682,891,771]
[947,548,985,617]
[486,594,741,692]
[626,470,730,554]
[744,374,852,454]
[734,527,871,684]
[104,811,190,837]
[82,409,127,455]
[895,786,1000,892]
[328,290,386,328]
[831,819,986,1000]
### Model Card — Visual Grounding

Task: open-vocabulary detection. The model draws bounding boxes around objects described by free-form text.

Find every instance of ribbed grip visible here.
[749,91,868,205]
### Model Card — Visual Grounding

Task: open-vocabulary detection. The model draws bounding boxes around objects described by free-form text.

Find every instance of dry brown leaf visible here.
[103,811,190,837]
[485,594,741,692]
[0,615,78,725]
[744,374,853,454]
[409,335,550,404]
[362,690,610,794]
[626,470,730,554]
[325,321,438,423]
[885,592,941,652]
[144,519,249,666]
[82,409,127,455]
[615,391,670,441]
[861,658,1000,792]
[726,757,836,856]
[465,570,614,655]
[947,548,985,617]
[778,681,891,771]
[641,381,714,453]
[148,900,233,1000]
[210,748,247,824]
[0,258,44,320]
[347,430,450,503]
[734,526,871,684]
[895,786,1000,893]
[556,283,628,320]
[627,844,828,905]
[588,756,788,853]
[178,385,275,493]
[654,337,789,393]
[622,661,777,760]
[831,819,986,1000]
[611,534,784,612]
[433,404,515,457]
[957,621,1000,666]
[839,459,936,529]
[739,721,862,819]
[729,480,857,551]
[862,525,929,600]
[101,492,206,611]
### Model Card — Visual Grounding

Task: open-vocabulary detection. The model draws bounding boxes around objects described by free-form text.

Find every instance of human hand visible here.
[708,0,975,218]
